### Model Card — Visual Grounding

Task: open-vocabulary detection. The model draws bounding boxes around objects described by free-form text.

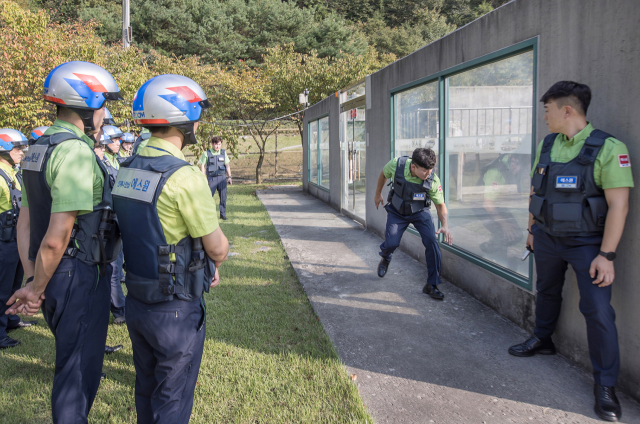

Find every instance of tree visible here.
[263,44,394,141]
[212,65,280,183]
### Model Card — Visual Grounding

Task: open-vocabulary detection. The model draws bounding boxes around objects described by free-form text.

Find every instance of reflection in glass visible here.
[343,106,366,219]
[309,120,318,184]
[319,116,330,188]
[394,80,440,227]
[445,51,533,278]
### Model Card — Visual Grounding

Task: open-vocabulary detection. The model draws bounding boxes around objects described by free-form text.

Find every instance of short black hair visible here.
[144,126,171,134]
[211,136,222,144]
[540,81,591,116]
[411,148,437,170]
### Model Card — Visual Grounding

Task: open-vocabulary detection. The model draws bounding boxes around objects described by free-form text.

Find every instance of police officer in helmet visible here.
[508,81,633,422]
[96,128,126,327]
[374,148,453,300]
[113,74,229,423]
[6,61,123,423]
[0,129,36,350]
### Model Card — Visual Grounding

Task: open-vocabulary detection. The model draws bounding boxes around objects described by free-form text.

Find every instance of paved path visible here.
[257,186,640,424]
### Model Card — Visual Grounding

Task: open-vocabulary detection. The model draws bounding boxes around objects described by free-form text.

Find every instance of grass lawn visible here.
[0,183,371,424]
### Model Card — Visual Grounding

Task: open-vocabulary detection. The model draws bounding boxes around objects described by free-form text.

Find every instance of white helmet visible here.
[132,74,211,145]
[102,125,124,141]
[29,126,50,142]
[44,61,123,132]
[0,129,28,148]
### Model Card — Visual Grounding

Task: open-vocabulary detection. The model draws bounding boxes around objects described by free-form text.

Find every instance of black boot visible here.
[105,345,123,355]
[0,336,20,350]
[508,335,556,357]
[594,384,621,422]
[377,258,390,278]
[422,284,444,300]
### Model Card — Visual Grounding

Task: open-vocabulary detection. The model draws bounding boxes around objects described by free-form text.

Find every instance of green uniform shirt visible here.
[0,161,20,214]
[135,138,150,154]
[22,119,104,215]
[383,157,444,204]
[104,151,120,170]
[139,137,219,246]
[197,148,230,166]
[482,156,526,201]
[530,122,634,189]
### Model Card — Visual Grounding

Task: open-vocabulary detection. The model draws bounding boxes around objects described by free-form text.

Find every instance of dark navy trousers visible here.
[208,175,227,217]
[42,258,111,424]
[0,240,23,338]
[126,295,206,424]
[379,205,442,286]
[532,224,620,386]
[110,249,125,318]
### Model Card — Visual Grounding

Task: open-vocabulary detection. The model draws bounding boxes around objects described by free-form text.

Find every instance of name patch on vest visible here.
[21,145,48,171]
[555,176,578,189]
[219,157,224,161]
[413,193,426,201]
[112,168,161,203]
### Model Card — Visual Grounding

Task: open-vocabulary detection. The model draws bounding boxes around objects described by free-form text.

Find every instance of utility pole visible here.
[122,0,131,48]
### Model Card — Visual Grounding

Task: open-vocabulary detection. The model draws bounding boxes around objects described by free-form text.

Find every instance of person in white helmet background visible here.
[98,126,126,326]
[6,61,123,423]
[0,129,37,350]
[113,74,228,423]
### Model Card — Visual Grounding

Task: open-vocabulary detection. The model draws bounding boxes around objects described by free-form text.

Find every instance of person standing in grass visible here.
[199,136,232,220]
[114,74,228,423]
[6,61,123,423]
[0,129,37,350]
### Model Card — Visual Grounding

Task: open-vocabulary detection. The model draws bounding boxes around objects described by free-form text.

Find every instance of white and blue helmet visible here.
[0,129,28,150]
[29,126,50,141]
[102,125,124,141]
[0,129,28,165]
[121,132,135,143]
[44,61,123,132]
[104,108,117,125]
[132,74,211,145]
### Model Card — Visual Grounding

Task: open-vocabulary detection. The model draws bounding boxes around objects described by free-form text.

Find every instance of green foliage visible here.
[129,0,367,66]
[358,9,455,58]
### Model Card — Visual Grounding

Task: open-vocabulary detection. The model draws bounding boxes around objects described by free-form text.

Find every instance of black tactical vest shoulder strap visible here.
[395,156,409,183]
[538,133,558,166]
[577,129,612,165]
[0,168,14,190]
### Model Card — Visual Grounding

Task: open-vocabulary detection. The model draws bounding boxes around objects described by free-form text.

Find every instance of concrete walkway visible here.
[257,186,640,424]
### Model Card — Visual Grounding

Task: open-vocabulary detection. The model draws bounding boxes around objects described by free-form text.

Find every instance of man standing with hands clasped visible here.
[508,81,633,422]
[199,136,231,220]
[374,147,452,300]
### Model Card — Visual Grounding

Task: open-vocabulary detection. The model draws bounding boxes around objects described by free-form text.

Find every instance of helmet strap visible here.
[175,122,197,147]
[75,109,97,133]
[0,152,15,167]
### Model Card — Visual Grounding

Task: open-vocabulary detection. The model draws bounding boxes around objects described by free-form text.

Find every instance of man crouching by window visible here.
[374,148,453,300]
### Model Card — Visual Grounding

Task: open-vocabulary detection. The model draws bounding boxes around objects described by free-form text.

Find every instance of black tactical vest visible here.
[389,156,435,215]
[206,149,226,179]
[0,168,21,242]
[22,132,121,265]
[113,154,215,304]
[529,130,611,237]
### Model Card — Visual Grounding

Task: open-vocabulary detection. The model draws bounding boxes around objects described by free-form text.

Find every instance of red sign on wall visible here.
[350,109,357,119]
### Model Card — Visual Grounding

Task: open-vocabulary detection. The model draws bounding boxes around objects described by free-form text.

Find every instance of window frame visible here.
[389,37,538,290]
[307,113,330,192]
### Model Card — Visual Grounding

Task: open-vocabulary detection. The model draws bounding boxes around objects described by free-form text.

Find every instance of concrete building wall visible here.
[303,0,640,399]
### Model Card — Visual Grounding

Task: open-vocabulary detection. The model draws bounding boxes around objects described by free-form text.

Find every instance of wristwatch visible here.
[599,251,617,261]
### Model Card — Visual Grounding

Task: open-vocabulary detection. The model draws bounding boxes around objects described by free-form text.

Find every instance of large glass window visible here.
[394,80,440,227]
[445,51,533,278]
[308,116,330,189]
[394,81,440,175]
